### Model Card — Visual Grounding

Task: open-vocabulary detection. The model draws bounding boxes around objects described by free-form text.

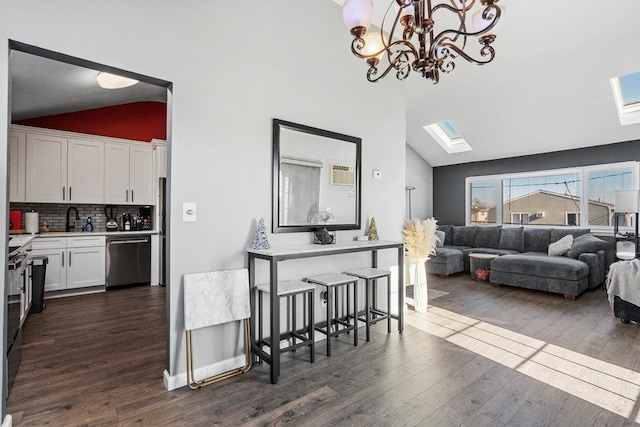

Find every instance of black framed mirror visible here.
[272,119,361,233]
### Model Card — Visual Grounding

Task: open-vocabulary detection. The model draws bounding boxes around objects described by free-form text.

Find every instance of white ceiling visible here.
[335,0,640,166]
[12,2,640,167]
[10,50,167,121]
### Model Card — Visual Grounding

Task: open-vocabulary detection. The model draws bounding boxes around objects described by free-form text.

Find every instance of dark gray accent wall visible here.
[433,139,640,225]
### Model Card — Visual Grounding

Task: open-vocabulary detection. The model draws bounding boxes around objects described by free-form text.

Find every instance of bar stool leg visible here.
[387,276,391,333]
[327,285,333,356]
[308,291,315,363]
[258,289,263,364]
[365,279,371,342]
[291,294,297,350]
[353,281,358,346]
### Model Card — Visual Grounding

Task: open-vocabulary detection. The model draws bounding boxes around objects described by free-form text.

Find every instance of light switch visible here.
[373,170,382,179]
[183,202,197,222]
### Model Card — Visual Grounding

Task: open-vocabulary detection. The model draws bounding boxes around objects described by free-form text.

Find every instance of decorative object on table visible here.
[341,0,503,84]
[314,227,336,245]
[367,217,379,241]
[251,218,270,250]
[310,210,336,225]
[402,217,438,313]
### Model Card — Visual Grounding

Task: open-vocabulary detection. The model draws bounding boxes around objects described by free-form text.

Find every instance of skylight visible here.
[424,120,472,154]
[611,72,640,125]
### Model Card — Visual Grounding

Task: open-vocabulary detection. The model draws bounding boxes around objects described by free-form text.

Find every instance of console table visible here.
[247,240,404,384]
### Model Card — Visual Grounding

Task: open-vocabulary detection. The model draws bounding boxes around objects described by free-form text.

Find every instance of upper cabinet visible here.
[104,143,153,205]
[9,131,26,202]
[25,133,68,203]
[13,125,157,206]
[154,141,167,179]
[25,133,104,203]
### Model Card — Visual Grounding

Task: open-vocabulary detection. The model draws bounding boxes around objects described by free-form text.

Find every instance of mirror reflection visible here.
[273,119,361,233]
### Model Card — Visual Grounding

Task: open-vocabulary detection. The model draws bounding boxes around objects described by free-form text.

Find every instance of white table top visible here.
[248,240,403,258]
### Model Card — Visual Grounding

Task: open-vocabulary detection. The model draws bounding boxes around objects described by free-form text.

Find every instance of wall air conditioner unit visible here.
[330,164,355,186]
[536,212,545,218]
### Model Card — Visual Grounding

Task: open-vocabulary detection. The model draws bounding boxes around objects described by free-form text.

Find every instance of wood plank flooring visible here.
[7,275,640,426]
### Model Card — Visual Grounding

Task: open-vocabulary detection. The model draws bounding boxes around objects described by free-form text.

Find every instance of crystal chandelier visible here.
[342,0,503,83]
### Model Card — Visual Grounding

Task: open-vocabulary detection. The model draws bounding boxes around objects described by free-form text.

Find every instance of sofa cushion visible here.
[430,247,464,264]
[453,226,477,247]
[439,225,454,245]
[550,228,590,242]
[491,254,588,281]
[499,227,524,252]
[473,226,502,249]
[548,235,573,256]
[565,234,609,259]
[435,230,445,247]
[462,248,520,257]
[524,229,551,253]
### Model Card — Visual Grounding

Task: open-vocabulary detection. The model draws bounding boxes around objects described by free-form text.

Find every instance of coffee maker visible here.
[139,206,153,230]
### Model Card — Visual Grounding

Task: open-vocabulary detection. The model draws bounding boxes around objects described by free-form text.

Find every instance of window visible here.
[611,72,640,125]
[511,213,530,225]
[566,213,580,226]
[470,180,497,224]
[423,120,472,154]
[466,161,639,231]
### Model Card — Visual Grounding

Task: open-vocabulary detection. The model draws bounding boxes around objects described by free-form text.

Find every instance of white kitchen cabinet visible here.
[154,142,167,179]
[67,138,105,203]
[25,133,68,203]
[32,236,105,292]
[9,131,26,202]
[105,143,153,205]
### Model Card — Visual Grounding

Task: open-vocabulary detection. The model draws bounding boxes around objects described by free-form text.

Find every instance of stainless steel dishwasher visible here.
[106,235,151,288]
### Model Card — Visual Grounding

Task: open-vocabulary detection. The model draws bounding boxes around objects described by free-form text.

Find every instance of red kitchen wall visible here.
[14,101,167,142]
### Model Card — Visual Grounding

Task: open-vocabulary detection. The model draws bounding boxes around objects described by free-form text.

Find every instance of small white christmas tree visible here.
[251,218,270,250]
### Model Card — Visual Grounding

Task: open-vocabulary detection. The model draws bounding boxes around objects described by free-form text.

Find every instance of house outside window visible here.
[465,161,639,232]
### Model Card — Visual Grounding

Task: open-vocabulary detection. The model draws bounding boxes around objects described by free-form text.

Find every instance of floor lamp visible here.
[406,186,415,219]
[614,190,639,260]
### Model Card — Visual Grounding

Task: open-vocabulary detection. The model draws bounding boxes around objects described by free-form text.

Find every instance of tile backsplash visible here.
[10,203,154,232]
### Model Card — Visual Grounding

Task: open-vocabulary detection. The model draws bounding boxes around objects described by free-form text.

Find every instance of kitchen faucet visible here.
[65,207,80,232]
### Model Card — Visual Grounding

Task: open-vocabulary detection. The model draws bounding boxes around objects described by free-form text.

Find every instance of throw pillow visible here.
[524,228,551,253]
[565,234,609,259]
[435,230,445,247]
[548,235,573,256]
[473,226,502,249]
[452,226,477,247]
[498,227,525,252]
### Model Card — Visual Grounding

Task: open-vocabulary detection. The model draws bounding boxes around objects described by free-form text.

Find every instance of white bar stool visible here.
[256,280,315,363]
[305,273,358,357]
[343,267,392,342]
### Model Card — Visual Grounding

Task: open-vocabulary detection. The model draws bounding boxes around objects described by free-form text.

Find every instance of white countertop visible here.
[25,230,159,238]
[8,234,36,249]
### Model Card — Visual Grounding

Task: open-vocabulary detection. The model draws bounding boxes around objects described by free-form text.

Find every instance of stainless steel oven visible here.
[7,247,31,395]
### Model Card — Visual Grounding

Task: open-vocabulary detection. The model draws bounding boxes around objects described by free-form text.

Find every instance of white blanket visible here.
[606,259,640,309]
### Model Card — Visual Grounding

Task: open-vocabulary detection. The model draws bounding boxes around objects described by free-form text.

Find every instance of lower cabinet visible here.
[32,236,106,292]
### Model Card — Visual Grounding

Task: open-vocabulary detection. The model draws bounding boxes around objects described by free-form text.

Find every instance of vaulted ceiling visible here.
[11,2,640,168]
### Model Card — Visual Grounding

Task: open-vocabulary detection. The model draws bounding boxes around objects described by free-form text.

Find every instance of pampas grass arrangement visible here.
[402,217,438,313]
[402,217,438,263]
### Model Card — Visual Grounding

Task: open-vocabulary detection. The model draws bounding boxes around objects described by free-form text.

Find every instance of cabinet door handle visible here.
[131,190,134,203]
[126,189,129,202]
[62,251,64,267]
[62,186,66,201]
[69,187,72,200]
[69,251,72,267]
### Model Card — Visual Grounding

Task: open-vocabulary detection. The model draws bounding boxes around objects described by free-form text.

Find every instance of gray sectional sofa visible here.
[428,225,611,299]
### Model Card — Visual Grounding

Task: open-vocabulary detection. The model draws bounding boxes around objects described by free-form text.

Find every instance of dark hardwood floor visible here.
[7,275,640,426]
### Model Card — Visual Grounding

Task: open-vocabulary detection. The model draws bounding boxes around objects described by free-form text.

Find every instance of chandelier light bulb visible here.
[343,0,374,32]
[472,5,503,33]
[361,32,385,58]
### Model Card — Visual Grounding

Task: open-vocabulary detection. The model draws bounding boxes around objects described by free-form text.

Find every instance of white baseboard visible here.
[2,414,12,427]
[163,355,246,391]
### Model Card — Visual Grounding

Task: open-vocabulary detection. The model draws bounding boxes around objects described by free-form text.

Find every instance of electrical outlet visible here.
[320,290,327,307]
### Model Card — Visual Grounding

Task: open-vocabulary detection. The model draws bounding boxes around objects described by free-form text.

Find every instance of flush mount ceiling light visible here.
[96,71,139,89]
[343,0,503,83]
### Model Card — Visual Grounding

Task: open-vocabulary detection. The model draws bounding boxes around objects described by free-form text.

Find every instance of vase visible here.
[413,261,428,313]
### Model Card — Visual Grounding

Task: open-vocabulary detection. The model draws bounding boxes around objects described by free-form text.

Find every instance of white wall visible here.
[0,0,406,401]
[406,144,433,219]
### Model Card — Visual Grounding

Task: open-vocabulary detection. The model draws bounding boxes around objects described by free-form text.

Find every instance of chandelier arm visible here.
[367,51,413,82]
[431,3,500,48]
[432,0,475,14]
[439,43,495,66]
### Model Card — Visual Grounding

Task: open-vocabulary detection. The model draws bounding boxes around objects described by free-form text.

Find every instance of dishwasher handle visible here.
[109,239,149,245]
